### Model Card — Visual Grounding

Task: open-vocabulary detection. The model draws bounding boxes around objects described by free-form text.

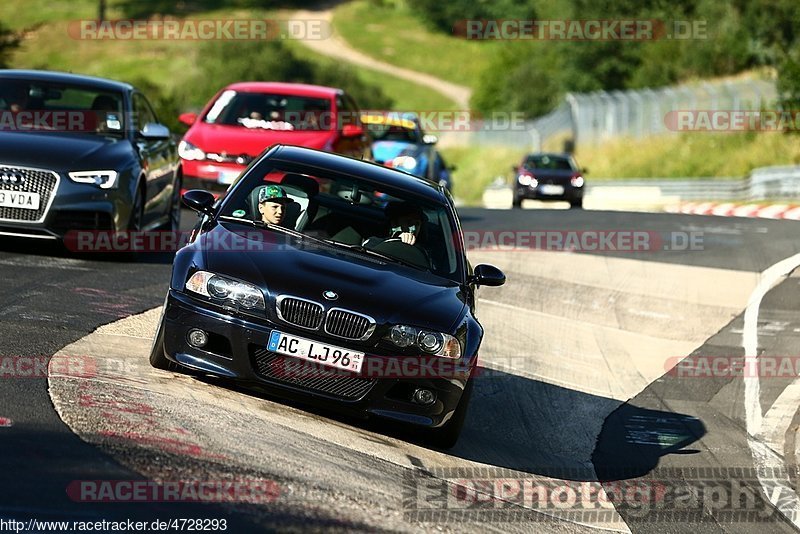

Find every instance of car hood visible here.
[200,223,466,332]
[371,140,417,163]
[186,124,333,156]
[0,130,123,171]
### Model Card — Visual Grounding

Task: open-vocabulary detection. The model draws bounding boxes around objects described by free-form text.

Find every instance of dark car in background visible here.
[0,70,180,240]
[362,113,453,191]
[512,152,587,209]
[177,82,371,192]
[150,144,505,448]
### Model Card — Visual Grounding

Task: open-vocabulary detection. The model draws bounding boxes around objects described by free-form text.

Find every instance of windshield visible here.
[204,90,332,131]
[0,79,124,136]
[218,161,462,280]
[524,154,575,170]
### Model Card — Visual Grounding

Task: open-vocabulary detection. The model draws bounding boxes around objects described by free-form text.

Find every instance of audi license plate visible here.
[268,330,364,373]
[539,184,564,195]
[0,191,40,210]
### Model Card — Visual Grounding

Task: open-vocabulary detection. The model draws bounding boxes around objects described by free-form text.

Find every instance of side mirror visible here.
[448,163,457,171]
[471,264,506,287]
[139,122,170,140]
[178,112,198,126]
[582,167,589,174]
[342,124,364,138]
[182,189,216,216]
[511,165,519,173]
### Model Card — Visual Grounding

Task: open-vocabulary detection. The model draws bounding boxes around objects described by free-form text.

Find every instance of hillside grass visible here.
[331,0,495,90]
[442,131,800,205]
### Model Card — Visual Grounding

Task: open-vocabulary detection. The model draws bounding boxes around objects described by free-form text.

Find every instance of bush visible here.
[178,40,392,111]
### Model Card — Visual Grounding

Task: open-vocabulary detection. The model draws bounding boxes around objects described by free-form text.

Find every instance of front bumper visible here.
[515,183,583,202]
[182,160,245,193]
[161,290,470,429]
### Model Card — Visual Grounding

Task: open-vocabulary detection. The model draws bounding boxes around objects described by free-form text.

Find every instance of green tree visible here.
[0,21,19,68]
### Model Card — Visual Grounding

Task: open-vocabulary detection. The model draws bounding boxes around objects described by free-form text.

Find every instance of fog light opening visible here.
[412,388,436,405]
[187,328,209,348]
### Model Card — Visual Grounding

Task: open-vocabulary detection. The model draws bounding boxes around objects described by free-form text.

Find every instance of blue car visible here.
[363,113,453,191]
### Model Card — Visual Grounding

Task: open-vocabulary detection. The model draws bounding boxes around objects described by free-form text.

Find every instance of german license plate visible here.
[539,184,564,195]
[268,330,364,373]
[0,191,40,210]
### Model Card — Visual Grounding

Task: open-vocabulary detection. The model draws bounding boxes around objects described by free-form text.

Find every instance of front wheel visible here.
[149,313,182,372]
[570,198,583,209]
[512,195,522,209]
[425,378,474,449]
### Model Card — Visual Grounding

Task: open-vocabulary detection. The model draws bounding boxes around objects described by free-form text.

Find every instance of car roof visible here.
[269,145,446,203]
[0,69,133,92]
[223,82,341,99]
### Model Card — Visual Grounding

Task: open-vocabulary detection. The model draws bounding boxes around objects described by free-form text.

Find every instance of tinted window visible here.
[205,90,332,131]
[524,154,575,170]
[218,162,461,280]
[0,78,124,136]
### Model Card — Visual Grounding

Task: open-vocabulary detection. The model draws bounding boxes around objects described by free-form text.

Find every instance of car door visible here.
[132,92,176,226]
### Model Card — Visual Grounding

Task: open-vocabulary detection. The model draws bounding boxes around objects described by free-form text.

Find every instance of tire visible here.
[512,195,522,209]
[570,198,583,209]
[148,313,182,372]
[425,377,474,449]
[161,173,182,232]
[128,185,145,232]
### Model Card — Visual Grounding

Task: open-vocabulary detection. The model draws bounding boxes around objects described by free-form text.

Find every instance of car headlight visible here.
[518,174,536,186]
[185,271,265,311]
[570,175,585,187]
[392,156,417,171]
[68,170,118,189]
[387,324,461,359]
[178,140,206,161]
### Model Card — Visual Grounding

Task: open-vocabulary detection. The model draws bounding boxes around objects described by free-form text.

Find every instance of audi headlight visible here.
[178,140,206,161]
[68,170,118,189]
[185,271,265,311]
[387,325,461,359]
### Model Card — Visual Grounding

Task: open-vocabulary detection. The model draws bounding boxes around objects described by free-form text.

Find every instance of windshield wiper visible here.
[324,241,421,269]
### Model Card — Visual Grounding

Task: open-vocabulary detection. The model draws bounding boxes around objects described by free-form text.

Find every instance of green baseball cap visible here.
[258,184,290,203]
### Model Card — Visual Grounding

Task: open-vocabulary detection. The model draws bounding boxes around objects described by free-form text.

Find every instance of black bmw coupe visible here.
[0,70,180,241]
[150,145,505,447]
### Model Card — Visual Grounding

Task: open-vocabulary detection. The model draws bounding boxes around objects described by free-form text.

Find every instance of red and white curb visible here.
[666,202,800,220]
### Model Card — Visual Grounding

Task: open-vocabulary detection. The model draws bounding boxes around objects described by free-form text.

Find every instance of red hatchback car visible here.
[177,82,371,191]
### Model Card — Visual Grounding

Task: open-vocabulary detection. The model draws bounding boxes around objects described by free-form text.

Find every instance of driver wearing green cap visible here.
[258,184,292,226]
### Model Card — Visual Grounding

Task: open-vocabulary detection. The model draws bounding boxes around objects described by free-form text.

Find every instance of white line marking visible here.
[743,251,800,525]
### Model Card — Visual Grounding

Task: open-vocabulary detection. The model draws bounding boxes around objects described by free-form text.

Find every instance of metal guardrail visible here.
[587,165,800,202]
[442,78,779,151]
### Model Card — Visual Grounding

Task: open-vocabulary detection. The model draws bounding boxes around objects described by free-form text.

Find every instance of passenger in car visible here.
[257,185,293,226]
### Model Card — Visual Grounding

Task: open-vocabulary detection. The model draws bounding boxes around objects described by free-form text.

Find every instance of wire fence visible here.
[443,78,778,151]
